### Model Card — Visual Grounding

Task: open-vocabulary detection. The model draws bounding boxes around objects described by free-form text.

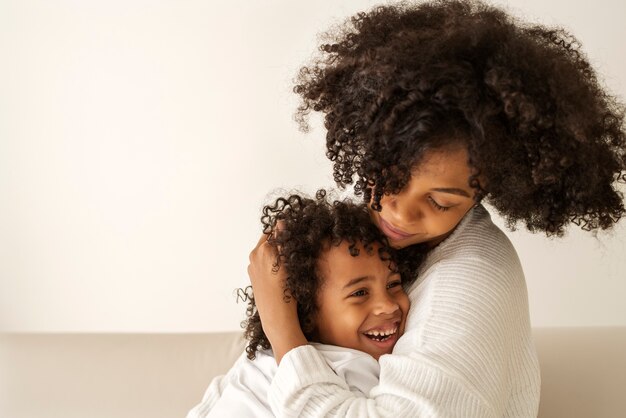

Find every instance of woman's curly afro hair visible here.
[242,190,423,360]
[294,0,626,235]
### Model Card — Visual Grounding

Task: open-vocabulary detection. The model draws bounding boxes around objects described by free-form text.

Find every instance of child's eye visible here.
[350,289,367,297]
[387,280,402,289]
[428,196,451,212]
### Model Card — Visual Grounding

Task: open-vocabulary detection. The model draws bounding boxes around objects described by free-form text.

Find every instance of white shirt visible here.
[187,344,381,418]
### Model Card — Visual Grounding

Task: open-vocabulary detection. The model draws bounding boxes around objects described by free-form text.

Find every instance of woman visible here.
[248,1,626,416]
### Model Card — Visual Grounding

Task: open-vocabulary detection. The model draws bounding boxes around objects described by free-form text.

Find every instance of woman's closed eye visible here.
[428,195,451,212]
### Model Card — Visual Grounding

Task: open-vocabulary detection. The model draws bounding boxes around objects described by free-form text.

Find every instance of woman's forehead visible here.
[410,147,472,188]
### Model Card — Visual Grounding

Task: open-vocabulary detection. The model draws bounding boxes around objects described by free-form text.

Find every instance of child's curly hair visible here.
[294,0,626,235]
[242,190,423,360]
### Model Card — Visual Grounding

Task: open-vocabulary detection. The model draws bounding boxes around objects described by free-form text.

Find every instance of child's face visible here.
[314,241,409,360]
[369,145,476,249]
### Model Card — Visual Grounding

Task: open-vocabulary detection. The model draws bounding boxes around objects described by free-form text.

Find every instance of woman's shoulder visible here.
[400,209,532,352]
[410,205,526,305]
[423,205,521,274]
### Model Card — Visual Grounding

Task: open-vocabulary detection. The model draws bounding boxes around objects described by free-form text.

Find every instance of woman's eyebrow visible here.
[342,276,370,290]
[430,187,471,197]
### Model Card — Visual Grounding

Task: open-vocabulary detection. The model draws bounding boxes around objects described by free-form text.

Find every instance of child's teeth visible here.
[366,326,398,338]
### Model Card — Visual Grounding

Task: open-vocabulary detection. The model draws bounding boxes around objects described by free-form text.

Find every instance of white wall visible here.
[1,0,624,333]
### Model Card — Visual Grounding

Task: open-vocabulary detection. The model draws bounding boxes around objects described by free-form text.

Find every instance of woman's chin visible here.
[388,235,427,249]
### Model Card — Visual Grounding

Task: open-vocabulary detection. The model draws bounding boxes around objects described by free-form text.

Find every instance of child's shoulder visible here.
[312,343,378,364]
[311,343,381,395]
[229,348,278,380]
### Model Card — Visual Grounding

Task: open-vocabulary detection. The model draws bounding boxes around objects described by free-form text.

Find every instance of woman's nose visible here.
[385,194,421,225]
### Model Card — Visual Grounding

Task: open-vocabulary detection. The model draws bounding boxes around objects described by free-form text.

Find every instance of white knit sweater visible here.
[268,205,541,417]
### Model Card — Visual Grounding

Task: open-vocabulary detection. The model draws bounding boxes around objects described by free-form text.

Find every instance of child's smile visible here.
[361,321,401,350]
[314,241,410,360]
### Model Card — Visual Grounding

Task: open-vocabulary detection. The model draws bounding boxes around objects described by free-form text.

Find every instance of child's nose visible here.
[372,293,400,316]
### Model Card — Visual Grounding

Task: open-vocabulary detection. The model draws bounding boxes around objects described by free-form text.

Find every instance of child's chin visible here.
[362,333,399,359]
[367,347,393,360]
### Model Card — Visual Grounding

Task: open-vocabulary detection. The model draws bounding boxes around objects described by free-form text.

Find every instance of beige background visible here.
[1,0,625,333]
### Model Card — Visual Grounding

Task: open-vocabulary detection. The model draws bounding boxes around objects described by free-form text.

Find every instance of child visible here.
[187,190,419,418]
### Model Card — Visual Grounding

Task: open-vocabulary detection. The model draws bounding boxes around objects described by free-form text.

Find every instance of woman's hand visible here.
[248,233,308,364]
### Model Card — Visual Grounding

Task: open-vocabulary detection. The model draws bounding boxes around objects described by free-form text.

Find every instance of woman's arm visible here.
[247,234,308,363]
[248,233,540,417]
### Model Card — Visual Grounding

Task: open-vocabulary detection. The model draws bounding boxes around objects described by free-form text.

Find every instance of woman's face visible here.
[369,146,477,249]
[314,241,409,360]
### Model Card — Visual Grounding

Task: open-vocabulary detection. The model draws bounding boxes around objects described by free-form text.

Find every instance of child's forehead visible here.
[316,240,388,284]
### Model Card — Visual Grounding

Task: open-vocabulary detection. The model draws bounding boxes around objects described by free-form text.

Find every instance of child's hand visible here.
[247,233,307,364]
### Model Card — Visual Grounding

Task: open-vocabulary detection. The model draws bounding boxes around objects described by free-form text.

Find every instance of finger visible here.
[258,235,268,248]
[249,235,265,262]
[253,232,270,251]
[250,234,279,264]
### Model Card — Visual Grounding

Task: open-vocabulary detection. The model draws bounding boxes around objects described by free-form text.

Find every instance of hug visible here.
[190,1,626,417]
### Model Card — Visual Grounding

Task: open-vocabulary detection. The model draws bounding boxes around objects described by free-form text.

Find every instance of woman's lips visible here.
[378,217,416,241]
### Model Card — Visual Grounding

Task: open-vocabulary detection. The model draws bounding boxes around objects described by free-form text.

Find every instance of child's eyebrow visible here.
[342,276,371,290]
